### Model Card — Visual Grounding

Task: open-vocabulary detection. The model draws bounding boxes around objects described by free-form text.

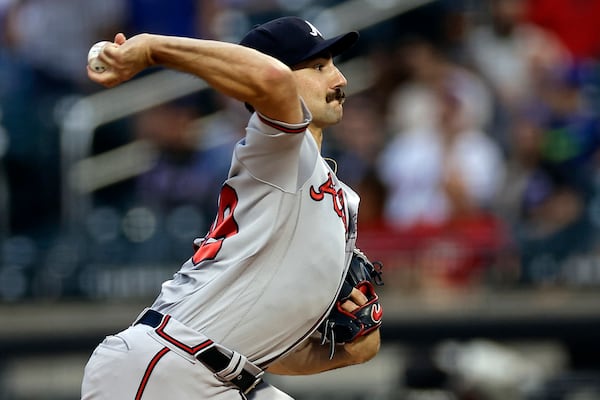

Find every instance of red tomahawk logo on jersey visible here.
[310,172,347,229]
[193,184,239,265]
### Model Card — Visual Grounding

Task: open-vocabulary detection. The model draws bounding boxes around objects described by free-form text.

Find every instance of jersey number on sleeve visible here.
[192,184,239,265]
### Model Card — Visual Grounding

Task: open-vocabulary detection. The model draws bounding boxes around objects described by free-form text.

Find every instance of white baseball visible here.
[87,41,111,73]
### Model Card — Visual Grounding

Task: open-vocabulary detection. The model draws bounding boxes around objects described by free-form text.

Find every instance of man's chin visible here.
[330,110,344,125]
[316,114,343,129]
[326,99,344,110]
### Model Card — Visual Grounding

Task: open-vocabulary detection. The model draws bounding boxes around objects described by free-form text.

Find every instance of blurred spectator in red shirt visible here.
[527,0,600,61]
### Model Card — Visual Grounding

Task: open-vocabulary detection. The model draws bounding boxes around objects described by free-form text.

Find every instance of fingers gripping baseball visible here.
[87,33,153,87]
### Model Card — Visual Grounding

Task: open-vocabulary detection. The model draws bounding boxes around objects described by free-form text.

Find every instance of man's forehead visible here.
[292,52,333,69]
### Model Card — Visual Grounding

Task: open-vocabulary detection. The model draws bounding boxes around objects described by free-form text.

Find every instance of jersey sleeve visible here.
[233,100,317,192]
[254,99,312,136]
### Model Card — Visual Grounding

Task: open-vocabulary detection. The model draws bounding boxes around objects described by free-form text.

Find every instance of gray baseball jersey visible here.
[151,103,359,367]
[81,103,361,400]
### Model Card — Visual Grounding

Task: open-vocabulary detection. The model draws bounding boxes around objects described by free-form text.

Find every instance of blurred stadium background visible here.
[1,0,600,399]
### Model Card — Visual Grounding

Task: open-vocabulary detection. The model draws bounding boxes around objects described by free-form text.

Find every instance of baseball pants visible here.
[81,310,294,399]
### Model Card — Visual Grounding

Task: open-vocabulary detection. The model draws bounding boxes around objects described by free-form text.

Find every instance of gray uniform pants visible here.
[81,317,293,399]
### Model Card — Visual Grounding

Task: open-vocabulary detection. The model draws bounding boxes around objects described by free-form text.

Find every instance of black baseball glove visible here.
[319,248,384,359]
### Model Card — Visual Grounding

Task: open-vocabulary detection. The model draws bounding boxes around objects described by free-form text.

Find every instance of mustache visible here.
[326,88,346,104]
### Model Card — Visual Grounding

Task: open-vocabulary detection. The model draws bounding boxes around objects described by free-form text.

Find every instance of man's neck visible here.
[309,125,323,151]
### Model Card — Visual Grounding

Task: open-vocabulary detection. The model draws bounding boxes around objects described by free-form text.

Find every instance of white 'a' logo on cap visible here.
[305,20,323,38]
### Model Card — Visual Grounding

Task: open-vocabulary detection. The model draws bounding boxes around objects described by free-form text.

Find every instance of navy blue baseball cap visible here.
[239,16,359,67]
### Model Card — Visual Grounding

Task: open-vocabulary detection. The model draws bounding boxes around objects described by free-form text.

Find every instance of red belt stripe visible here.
[155,315,214,355]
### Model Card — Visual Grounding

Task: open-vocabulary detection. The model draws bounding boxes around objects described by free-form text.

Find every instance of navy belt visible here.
[136,309,262,394]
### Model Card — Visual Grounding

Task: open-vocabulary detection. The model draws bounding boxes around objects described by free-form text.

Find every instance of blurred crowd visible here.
[1,0,600,301]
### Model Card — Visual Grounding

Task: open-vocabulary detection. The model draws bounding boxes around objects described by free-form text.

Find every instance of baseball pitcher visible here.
[81,16,383,399]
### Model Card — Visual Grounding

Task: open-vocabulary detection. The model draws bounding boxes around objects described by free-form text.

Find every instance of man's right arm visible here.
[87,33,303,125]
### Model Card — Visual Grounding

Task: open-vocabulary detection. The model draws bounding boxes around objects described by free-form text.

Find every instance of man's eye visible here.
[314,64,324,71]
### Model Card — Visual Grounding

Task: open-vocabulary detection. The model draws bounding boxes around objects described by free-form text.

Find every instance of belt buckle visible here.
[242,371,264,395]
[201,346,264,395]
